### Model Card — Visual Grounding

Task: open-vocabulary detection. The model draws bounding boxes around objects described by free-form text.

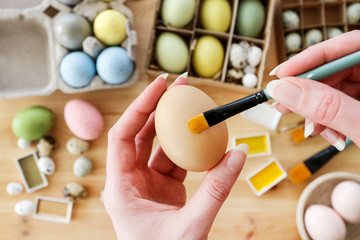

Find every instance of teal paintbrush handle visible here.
[264,50,360,100]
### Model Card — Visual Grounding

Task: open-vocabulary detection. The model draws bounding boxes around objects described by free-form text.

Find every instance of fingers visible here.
[274,30,360,78]
[266,78,360,147]
[107,74,168,175]
[182,144,248,232]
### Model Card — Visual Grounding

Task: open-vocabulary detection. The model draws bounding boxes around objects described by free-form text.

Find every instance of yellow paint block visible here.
[233,132,271,157]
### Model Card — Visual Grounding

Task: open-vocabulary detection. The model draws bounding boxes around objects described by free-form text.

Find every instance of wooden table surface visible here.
[1,0,359,239]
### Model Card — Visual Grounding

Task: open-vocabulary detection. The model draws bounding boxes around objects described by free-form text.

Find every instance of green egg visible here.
[12,106,55,141]
[235,0,265,38]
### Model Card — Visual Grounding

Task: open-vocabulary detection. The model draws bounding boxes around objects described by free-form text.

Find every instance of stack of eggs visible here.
[56,0,135,88]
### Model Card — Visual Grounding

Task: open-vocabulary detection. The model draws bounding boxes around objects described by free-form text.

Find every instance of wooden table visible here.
[1,0,359,239]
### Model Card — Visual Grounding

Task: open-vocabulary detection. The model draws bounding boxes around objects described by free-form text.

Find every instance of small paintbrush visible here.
[188,50,360,134]
[289,138,353,184]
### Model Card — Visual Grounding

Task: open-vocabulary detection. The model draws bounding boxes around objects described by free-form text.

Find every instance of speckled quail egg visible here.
[244,65,256,74]
[305,29,323,47]
[37,157,55,175]
[73,157,93,177]
[242,73,258,88]
[36,136,56,157]
[67,137,90,155]
[247,45,262,67]
[7,182,23,195]
[14,200,34,216]
[63,182,88,202]
[327,27,343,39]
[230,43,247,69]
[239,40,250,50]
[347,3,360,23]
[282,10,300,29]
[285,32,301,50]
[227,68,244,83]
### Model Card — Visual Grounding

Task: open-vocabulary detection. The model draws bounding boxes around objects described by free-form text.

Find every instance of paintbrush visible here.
[289,138,353,184]
[188,50,360,134]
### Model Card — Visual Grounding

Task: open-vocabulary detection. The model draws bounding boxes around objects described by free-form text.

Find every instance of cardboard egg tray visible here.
[0,0,138,98]
[145,0,276,93]
[276,0,360,61]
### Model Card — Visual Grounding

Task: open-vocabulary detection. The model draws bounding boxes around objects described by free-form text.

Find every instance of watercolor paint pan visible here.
[246,158,288,197]
[33,196,73,224]
[15,152,48,193]
[232,132,272,158]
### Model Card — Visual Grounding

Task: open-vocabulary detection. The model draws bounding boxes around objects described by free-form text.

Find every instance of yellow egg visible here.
[192,35,224,78]
[93,9,127,46]
[200,0,232,32]
[155,85,228,172]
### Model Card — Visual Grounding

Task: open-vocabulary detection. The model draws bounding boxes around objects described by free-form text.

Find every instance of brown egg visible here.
[155,85,228,172]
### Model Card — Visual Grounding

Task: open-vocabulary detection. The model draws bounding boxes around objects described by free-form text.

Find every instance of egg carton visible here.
[145,0,276,93]
[275,0,360,61]
[0,0,138,98]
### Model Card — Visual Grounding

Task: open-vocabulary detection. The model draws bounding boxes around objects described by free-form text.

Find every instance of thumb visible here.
[181,144,248,233]
[266,78,360,146]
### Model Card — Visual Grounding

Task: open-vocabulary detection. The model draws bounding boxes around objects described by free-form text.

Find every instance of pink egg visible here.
[64,99,104,140]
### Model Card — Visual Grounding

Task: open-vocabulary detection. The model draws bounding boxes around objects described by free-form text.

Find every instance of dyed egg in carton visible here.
[0,0,138,98]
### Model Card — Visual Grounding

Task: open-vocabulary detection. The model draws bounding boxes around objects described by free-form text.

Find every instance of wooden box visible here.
[146,0,276,93]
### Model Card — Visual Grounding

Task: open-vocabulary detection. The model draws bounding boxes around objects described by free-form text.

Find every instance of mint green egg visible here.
[235,0,265,38]
[12,106,55,141]
[156,32,189,73]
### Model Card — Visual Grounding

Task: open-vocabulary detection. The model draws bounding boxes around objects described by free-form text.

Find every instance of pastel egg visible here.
[235,0,265,37]
[242,73,258,88]
[37,157,55,175]
[200,0,232,32]
[161,0,196,27]
[54,13,92,50]
[6,182,23,195]
[73,157,93,177]
[60,52,96,88]
[12,106,54,141]
[347,3,360,23]
[17,138,32,149]
[155,32,189,73]
[192,35,224,78]
[285,32,301,50]
[58,0,83,6]
[96,47,134,85]
[327,27,343,39]
[155,85,228,171]
[64,99,104,141]
[282,10,300,29]
[305,29,323,47]
[14,200,35,216]
[94,9,127,46]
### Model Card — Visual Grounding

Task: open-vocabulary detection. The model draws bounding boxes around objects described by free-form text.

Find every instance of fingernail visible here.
[304,121,314,138]
[227,143,248,173]
[266,80,302,107]
[175,72,188,81]
[269,62,286,76]
[157,73,169,80]
[324,128,346,151]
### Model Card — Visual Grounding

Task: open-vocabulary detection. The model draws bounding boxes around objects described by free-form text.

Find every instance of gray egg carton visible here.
[0,0,138,98]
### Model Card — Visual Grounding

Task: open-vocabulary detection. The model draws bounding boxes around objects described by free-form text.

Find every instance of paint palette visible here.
[34,196,73,224]
[232,132,272,157]
[15,152,48,193]
[0,0,138,98]
[246,158,288,197]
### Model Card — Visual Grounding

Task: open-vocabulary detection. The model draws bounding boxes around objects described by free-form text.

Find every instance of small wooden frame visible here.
[33,196,73,224]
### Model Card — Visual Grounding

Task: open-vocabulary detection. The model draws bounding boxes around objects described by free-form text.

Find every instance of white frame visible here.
[245,158,287,197]
[232,132,272,158]
[15,152,48,193]
[33,196,73,224]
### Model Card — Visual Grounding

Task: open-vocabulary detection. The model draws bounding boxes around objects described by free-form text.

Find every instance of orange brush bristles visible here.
[289,162,312,184]
[187,114,209,134]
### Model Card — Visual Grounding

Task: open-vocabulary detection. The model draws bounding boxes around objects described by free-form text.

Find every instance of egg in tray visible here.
[146,0,276,92]
[0,0,138,98]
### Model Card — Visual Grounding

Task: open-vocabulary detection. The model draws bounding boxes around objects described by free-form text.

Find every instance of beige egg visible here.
[155,85,228,172]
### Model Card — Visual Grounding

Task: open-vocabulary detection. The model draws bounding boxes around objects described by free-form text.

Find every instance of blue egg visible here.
[60,52,96,88]
[96,47,134,85]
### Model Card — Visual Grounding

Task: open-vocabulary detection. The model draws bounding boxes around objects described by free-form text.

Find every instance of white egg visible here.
[230,43,247,69]
[6,182,23,195]
[17,138,31,149]
[347,3,360,23]
[327,27,343,39]
[282,10,300,29]
[331,180,360,224]
[305,29,323,47]
[244,65,256,74]
[285,32,301,50]
[242,73,258,88]
[305,204,346,240]
[14,200,35,216]
[37,157,55,175]
[247,46,262,67]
